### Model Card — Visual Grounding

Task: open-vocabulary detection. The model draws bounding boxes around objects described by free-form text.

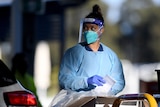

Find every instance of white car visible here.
[0,59,38,107]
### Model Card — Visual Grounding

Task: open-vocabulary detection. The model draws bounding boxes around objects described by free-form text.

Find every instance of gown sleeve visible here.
[58,45,88,91]
[109,53,125,95]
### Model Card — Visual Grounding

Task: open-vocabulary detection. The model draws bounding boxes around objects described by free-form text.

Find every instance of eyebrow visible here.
[84,24,98,27]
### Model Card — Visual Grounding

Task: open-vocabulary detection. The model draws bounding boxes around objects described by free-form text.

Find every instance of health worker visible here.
[58,4,125,95]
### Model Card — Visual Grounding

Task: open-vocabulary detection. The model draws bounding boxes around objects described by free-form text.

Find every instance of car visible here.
[0,59,38,107]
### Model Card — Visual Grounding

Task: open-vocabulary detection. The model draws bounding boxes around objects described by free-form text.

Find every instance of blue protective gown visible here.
[59,42,125,95]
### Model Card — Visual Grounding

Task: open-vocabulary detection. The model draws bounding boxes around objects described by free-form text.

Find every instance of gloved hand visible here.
[87,75,106,87]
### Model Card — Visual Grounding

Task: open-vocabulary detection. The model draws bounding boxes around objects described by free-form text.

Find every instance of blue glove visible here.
[87,75,106,86]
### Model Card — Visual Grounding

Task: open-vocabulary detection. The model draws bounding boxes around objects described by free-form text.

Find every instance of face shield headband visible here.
[78,18,104,43]
[83,18,104,27]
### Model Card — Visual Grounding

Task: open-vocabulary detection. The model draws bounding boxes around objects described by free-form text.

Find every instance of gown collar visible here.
[85,44,103,51]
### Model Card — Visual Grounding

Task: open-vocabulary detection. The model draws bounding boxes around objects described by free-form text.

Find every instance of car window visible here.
[0,60,17,87]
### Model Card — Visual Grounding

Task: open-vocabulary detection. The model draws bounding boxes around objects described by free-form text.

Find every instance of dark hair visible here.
[85,4,104,24]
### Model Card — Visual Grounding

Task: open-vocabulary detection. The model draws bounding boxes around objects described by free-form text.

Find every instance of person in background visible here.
[58,4,125,95]
[11,53,42,107]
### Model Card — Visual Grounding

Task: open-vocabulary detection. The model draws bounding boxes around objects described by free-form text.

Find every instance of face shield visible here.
[78,18,104,43]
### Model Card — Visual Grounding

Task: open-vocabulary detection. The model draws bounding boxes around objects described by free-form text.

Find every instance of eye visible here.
[91,27,96,31]
[83,26,88,31]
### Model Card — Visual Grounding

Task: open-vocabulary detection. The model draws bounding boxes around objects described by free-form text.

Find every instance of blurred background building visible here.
[0,0,160,106]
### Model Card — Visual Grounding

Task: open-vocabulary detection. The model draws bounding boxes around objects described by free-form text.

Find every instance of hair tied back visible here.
[92,4,101,14]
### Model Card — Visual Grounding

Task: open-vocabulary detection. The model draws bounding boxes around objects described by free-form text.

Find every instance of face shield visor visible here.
[78,18,104,43]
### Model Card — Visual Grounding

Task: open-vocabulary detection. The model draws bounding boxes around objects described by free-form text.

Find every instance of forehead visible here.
[83,23,99,28]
